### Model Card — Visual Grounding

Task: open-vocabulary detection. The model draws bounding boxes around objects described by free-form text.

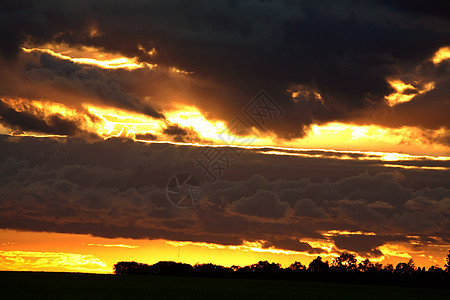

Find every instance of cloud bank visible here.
[0,135,448,257]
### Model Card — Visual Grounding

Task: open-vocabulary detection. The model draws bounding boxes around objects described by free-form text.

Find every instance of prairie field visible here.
[1,271,449,300]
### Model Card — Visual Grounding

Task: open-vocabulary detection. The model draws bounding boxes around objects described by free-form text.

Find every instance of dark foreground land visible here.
[1,271,449,300]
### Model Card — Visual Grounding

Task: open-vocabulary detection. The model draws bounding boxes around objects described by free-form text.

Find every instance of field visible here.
[0,271,448,299]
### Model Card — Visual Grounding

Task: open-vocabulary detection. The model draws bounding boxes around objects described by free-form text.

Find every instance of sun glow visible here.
[291,122,450,157]
[2,97,449,159]
[84,104,163,139]
[165,105,227,140]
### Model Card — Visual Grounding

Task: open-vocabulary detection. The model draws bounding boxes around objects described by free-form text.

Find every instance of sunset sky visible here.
[1,0,449,273]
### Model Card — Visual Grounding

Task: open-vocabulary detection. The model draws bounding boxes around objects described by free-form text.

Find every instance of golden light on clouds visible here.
[20,43,196,74]
[165,240,305,256]
[164,105,227,141]
[84,104,162,138]
[385,79,435,106]
[288,122,450,157]
[299,239,336,255]
[258,151,450,171]
[170,67,194,75]
[21,45,156,70]
[0,98,101,137]
[2,98,79,118]
[3,42,450,160]
[2,97,449,159]
[159,106,450,158]
[138,44,158,56]
[3,45,446,158]
[322,230,377,237]
[432,46,450,64]
[378,244,412,259]
[287,85,324,104]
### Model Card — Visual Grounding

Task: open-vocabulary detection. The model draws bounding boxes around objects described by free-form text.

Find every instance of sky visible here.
[0,0,449,273]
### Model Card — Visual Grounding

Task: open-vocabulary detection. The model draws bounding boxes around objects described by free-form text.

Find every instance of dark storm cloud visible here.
[36,53,163,118]
[230,190,290,219]
[331,234,410,257]
[135,132,158,141]
[0,135,449,256]
[262,238,324,254]
[1,0,449,138]
[294,199,329,219]
[354,58,450,134]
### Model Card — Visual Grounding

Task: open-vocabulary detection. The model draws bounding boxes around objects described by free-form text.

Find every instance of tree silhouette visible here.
[383,264,394,274]
[289,261,306,271]
[308,256,329,272]
[113,261,153,275]
[331,252,357,272]
[194,263,229,278]
[251,261,281,272]
[113,249,450,289]
[428,265,444,274]
[358,258,375,272]
[250,261,281,278]
[152,261,193,276]
[231,265,240,272]
[445,250,450,273]
[394,259,415,277]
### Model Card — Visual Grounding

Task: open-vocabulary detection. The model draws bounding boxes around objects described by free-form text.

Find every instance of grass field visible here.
[0,271,448,299]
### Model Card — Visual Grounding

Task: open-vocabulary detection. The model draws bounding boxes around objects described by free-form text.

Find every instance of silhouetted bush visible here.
[193,263,231,278]
[114,261,153,275]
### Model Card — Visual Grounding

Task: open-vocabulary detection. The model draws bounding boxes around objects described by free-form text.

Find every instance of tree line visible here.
[114,250,450,289]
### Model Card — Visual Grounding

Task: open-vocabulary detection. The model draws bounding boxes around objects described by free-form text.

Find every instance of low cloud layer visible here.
[0,135,448,257]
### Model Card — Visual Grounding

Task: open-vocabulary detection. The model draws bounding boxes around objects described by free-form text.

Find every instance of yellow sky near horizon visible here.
[0,229,447,273]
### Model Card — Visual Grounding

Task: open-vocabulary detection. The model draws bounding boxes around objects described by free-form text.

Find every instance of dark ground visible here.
[0,271,449,299]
